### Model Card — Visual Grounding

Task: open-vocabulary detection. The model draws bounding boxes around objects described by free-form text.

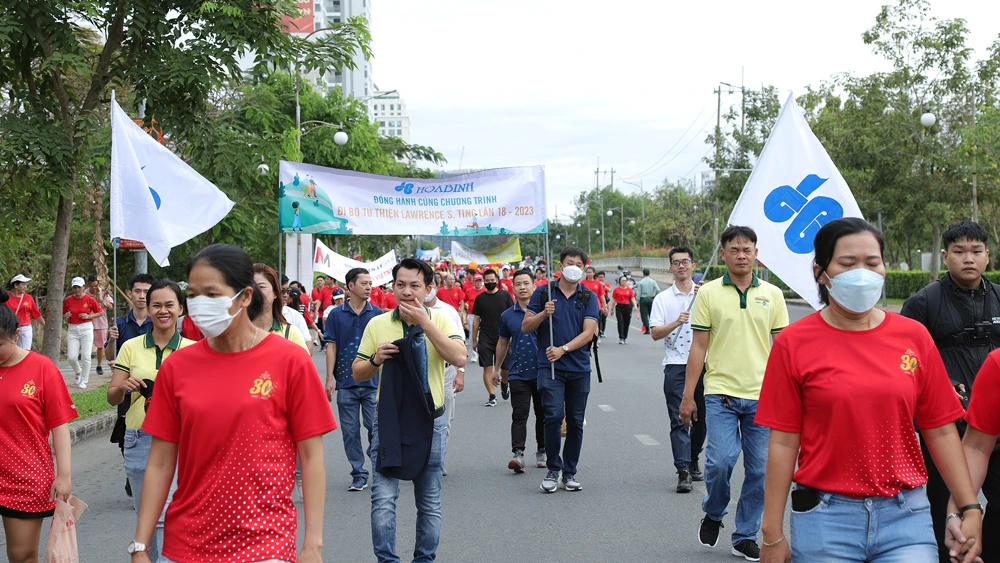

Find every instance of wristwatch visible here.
[458,367,465,373]
[368,356,381,367]
[561,345,569,353]
[127,541,149,554]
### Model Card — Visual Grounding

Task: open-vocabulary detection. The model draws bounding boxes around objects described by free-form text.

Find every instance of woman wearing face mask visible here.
[755,218,982,563]
[611,275,639,344]
[0,305,76,563]
[251,263,309,353]
[108,279,193,562]
[129,244,336,563]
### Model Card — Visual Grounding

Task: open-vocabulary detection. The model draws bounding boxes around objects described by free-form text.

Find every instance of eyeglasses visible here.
[670,259,693,267]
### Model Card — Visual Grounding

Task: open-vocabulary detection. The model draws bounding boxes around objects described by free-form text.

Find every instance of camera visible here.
[971,320,993,342]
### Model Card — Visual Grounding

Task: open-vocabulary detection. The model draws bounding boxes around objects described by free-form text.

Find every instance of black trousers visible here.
[923,426,1000,563]
[510,379,544,454]
[615,304,632,340]
[598,311,607,334]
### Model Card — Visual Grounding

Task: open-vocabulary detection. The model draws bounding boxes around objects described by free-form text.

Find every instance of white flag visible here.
[110,93,235,266]
[727,92,864,310]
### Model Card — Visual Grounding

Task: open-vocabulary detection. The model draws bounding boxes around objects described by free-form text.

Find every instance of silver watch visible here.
[561,345,569,353]
[127,541,148,554]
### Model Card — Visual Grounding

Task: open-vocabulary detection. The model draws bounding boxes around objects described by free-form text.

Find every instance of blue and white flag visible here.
[727,92,864,309]
[109,93,235,266]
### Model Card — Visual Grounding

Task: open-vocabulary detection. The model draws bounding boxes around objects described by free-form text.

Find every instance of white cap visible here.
[10,274,31,284]
[71,276,85,287]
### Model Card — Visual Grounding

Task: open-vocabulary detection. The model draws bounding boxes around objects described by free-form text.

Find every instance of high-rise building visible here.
[284,0,372,102]
[372,88,410,142]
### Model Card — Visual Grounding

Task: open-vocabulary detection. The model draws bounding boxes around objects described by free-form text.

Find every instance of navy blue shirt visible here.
[324,300,383,389]
[526,282,600,374]
[109,309,153,352]
[498,303,538,381]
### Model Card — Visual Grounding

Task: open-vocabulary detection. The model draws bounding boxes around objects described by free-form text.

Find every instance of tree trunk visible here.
[41,193,75,361]
[929,223,943,285]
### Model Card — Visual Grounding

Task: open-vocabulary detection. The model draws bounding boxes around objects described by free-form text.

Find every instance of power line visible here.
[632,113,717,181]
[623,102,711,180]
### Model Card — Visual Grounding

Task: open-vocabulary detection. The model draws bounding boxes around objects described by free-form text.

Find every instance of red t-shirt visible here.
[965,351,1000,435]
[611,287,635,305]
[62,294,102,325]
[312,286,334,311]
[370,286,384,308]
[438,286,464,311]
[581,280,607,307]
[534,279,548,288]
[180,316,204,341]
[381,292,397,310]
[142,335,337,563]
[5,293,42,326]
[499,278,514,298]
[0,352,77,512]
[464,286,485,314]
[756,312,963,498]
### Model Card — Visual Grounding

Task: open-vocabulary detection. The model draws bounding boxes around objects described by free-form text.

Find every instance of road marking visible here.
[597,404,615,412]
[634,434,660,446]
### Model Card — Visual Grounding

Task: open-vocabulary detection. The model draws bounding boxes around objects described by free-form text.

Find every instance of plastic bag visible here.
[45,496,87,563]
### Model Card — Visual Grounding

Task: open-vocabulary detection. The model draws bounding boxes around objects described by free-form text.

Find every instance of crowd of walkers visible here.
[5,217,1000,562]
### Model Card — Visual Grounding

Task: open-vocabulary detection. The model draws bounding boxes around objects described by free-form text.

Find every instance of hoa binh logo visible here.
[900,349,919,376]
[754,296,770,308]
[249,371,275,400]
[394,181,416,195]
[21,380,37,397]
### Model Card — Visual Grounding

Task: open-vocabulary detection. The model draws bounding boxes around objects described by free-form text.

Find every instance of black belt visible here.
[432,405,445,419]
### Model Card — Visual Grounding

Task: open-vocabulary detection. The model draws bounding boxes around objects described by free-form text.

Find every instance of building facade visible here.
[372,89,410,142]
[285,0,372,102]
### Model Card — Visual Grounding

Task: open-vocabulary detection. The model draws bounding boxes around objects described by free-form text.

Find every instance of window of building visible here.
[315,3,321,13]
[379,121,385,127]
[380,104,385,110]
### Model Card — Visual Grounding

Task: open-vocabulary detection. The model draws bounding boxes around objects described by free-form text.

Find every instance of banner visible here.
[278,162,547,235]
[416,247,442,261]
[109,92,234,266]
[728,92,864,309]
[450,238,522,265]
[313,239,397,287]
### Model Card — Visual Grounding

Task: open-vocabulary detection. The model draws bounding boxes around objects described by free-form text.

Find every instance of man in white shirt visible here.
[424,278,465,475]
[649,246,706,493]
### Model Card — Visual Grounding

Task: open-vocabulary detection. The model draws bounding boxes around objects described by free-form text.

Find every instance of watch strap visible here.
[959,503,984,514]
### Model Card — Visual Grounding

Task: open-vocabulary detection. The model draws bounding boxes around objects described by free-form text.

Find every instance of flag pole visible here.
[667,239,721,347]
[545,230,555,380]
[111,241,118,360]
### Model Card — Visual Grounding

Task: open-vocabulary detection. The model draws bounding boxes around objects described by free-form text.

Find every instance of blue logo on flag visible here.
[763,174,843,254]
[394,181,415,194]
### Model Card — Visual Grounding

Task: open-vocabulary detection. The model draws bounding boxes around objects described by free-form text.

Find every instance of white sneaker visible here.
[74,373,81,385]
[78,383,87,389]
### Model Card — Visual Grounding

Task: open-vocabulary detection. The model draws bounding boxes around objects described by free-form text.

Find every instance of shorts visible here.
[93,329,108,348]
[477,341,509,371]
[0,504,54,519]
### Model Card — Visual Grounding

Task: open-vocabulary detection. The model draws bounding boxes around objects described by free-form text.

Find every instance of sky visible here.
[368,0,1000,221]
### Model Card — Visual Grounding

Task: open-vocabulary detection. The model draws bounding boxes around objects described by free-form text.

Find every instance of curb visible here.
[69,409,117,445]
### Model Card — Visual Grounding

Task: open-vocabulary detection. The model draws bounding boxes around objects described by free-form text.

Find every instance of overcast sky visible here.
[369,0,1000,220]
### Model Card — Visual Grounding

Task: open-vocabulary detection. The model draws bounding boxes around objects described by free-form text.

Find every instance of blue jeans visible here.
[702,394,769,546]
[337,386,377,480]
[123,429,177,562]
[537,369,590,476]
[790,486,936,562]
[663,365,706,472]
[370,413,447,563]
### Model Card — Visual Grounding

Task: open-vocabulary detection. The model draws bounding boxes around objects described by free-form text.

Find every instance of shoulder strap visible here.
[14,294,24,316]
[284,323,291,338]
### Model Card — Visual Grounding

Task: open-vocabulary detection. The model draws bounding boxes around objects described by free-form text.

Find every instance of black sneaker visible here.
[676,470,693,493]
[698,516,723,548]
[96,366,103,375]
[484,396,497,407]
[690,459,704,481]
[125,478,132,498]
[501,382,510,400]
[731,540,760,561]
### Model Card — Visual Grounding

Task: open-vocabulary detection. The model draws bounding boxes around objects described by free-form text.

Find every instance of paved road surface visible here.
[7,303,814,562]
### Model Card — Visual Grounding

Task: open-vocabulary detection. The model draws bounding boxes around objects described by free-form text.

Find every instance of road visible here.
[10,303,814,562]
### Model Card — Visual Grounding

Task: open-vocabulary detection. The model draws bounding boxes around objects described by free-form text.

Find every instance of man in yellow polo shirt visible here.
[352,258,467,563]
[679,225,788,561]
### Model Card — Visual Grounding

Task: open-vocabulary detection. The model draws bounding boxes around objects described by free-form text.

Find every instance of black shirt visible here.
[472,290,513,344]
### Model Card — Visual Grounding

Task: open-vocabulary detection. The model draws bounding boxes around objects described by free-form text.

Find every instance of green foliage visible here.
[72,384,113,420]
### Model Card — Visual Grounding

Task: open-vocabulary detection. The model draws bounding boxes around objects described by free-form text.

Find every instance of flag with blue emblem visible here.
[727,92,863,310]
[109,92,235,266]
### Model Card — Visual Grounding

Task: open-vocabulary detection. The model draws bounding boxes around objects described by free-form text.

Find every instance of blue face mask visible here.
[826,268,884,313]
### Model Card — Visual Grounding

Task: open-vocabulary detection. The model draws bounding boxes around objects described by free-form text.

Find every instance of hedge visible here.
[701,267,1000,301]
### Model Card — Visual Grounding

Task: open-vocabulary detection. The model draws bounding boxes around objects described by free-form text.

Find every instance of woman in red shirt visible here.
[130,244,336,563]
[0,305,76,563]
[63,276,103,388]
[756,218,982,562]
[611,275,638,344]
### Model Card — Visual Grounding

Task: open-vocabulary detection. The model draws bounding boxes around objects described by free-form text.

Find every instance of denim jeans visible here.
[702,394,769,546]
[663,365,706,472]
[370,412,447,563]
[537,369,590,476]
[790,486,937,562]
[336,386,377,481]
[123,428,177,562]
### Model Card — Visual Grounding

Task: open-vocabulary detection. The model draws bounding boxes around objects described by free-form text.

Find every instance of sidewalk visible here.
[54,356,113,394]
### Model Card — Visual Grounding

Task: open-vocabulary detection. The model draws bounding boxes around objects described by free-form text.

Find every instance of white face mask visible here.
[826,268,884,314]
[562,265,584,283]
[187,294,242,338]
[424,287,437,303]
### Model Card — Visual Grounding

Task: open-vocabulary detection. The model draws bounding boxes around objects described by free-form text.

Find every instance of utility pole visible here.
[713,200,720,244]
[714,86,722,167]
[972,81,979,223]
[623,179,646,248]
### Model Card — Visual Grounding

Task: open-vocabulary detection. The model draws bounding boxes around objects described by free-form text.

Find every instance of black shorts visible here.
[477,341,509,370]
[0,504,54,519]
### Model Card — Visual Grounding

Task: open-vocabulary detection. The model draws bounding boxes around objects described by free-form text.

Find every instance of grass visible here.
[72,384,114,421]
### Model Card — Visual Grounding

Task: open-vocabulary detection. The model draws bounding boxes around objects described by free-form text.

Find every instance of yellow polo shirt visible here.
[115,331,194,428]
[270,319,309,353]
[356,307,464,409]
[690,272,788,400]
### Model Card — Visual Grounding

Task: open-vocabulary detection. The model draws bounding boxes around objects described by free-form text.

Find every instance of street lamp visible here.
[622,180,646,248]
[607,206,628,249]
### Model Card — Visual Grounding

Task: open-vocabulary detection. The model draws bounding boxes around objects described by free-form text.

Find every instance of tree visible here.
[0,1,371,360]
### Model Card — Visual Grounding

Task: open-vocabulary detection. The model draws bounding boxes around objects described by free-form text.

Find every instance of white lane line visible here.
[598,404,616,412]
[634,434,660,446]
